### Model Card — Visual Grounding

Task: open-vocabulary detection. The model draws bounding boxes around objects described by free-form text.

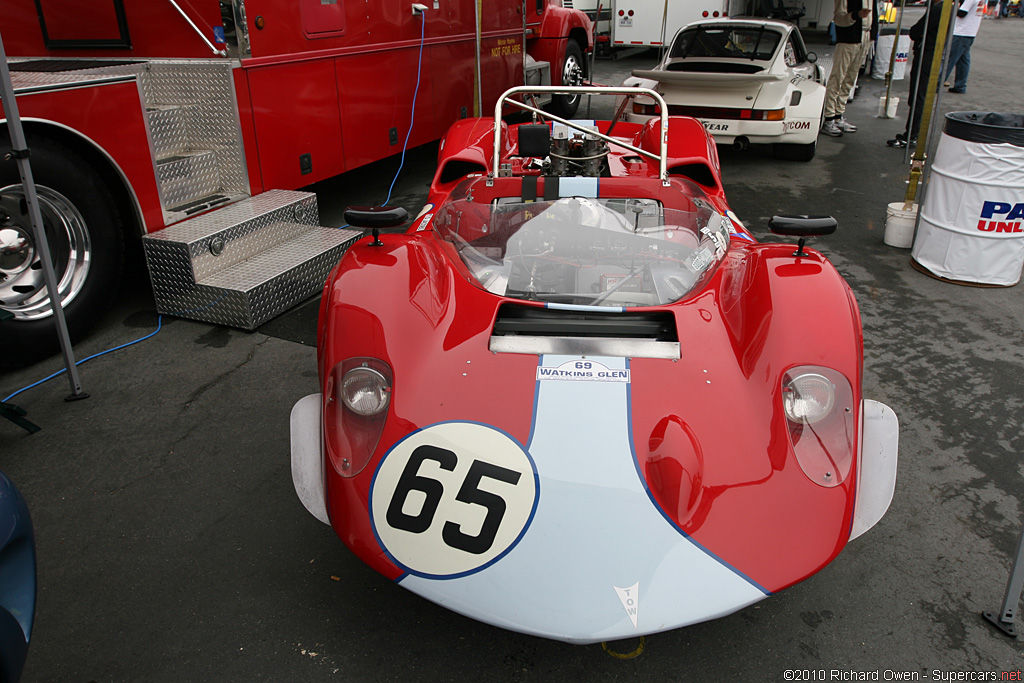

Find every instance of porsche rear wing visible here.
[490,86,672,187]
[631,69,787,89]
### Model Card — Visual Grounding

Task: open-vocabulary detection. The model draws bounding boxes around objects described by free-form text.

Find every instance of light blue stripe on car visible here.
[557,176,599,198]
[399,355,767,643]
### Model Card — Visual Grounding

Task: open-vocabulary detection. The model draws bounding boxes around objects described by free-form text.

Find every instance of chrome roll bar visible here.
[490,86,671,187]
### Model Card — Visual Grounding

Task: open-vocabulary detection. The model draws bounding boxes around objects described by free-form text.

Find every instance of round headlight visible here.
[341,366,391,416]
[783,372,835,425]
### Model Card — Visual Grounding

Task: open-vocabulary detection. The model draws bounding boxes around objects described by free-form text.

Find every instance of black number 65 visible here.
[385,445,523,555]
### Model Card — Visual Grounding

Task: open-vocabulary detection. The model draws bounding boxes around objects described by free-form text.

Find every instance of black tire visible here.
[550,39,585,119]
[0,136,124,369]
[773,140,817,161]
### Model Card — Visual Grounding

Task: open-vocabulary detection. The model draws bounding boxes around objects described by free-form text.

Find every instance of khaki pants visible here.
[824,30,871,118]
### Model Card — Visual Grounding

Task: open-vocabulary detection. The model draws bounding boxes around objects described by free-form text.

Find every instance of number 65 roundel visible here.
[370,422,540,579]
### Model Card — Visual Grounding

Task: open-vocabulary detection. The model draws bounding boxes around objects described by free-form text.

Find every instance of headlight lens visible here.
[326,358,392,477]
[781,366,855,488]
[341,366,391,416]
[782,373,835,424]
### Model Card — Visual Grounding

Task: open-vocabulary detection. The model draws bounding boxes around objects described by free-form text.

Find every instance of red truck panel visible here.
[0,0,224,59]
[1,81,164,233]
[243,0,527,59]
[245,59,347,191]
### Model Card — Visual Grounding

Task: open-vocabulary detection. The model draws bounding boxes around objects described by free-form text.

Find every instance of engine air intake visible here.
[489,303,680,359]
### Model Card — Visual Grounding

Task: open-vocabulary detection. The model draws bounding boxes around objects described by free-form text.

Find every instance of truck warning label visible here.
[490,37,522,58]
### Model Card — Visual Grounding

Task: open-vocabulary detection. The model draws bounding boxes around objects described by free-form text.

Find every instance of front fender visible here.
[539,5,594,50]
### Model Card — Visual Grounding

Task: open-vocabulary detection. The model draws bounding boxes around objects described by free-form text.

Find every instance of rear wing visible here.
[632,69,787,88]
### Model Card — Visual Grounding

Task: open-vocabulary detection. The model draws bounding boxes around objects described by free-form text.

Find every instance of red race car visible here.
[290,86,899,644]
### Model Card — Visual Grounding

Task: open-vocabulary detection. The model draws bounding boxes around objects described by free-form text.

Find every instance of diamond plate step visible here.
[147,105,189,158]
[192,228,360,329]
[157,150,222,208]
[143,189,360,330]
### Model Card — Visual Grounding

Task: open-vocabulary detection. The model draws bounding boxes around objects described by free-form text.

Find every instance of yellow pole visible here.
[474,0,483,117]
[904,0,954,210]
[883,0,907,114]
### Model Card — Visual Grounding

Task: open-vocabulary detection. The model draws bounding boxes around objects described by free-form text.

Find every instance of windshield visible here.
[670,25,782,61]
[432,197,730,308]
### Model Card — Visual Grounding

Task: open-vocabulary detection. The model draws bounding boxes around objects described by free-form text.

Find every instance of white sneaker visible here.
[821,119,843,137]
[836,117,857,133]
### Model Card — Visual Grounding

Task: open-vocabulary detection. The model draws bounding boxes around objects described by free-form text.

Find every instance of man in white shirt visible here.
[945,0,985,93]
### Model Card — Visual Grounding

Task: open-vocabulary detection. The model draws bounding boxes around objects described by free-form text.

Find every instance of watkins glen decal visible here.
[537,359,630,383]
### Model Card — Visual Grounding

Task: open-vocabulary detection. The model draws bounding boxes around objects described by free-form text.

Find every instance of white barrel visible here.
[872,30,910,80]
[912,113,1024,286]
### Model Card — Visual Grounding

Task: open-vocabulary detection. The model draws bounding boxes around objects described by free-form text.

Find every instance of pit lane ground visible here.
[2,14,1024,681]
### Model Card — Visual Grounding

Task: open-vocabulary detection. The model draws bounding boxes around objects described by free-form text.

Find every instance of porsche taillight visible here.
[325,358,392,477]
[781,366,855,488]
[650,105,787,121]
[633,102,661,116]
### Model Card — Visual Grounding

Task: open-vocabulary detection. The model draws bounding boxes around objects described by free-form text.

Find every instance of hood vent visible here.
[489,303,680,359]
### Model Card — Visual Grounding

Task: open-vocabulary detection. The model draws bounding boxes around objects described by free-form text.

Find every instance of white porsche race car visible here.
[621,18,826,161]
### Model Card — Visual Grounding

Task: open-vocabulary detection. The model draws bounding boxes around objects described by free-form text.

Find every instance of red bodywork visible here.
[316,114,865,591]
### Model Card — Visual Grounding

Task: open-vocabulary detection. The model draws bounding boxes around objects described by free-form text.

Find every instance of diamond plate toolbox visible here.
[142,190,360,330]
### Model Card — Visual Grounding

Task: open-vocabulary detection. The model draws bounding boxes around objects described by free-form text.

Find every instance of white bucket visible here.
[877,95,900,119]
[884,201,917,248]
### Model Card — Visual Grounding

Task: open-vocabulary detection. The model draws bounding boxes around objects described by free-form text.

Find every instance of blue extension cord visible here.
[1,292,229,404]
[382,11,426,206]
[2,316,164,404]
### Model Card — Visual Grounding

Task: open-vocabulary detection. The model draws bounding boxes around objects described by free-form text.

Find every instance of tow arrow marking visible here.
[614,582,639,628]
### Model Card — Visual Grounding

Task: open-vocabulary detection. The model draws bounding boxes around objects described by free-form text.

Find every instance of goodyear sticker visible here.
[537,359,630,383]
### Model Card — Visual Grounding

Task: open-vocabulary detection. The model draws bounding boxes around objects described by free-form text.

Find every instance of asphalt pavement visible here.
[2,14,1024,682]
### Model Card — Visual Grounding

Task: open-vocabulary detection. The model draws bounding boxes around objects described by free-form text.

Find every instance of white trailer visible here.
[609,0,731,47]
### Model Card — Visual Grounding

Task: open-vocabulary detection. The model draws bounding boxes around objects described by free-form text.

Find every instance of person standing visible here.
[887,0,946,147]
[821,0,875,137]
[945,0,985,92]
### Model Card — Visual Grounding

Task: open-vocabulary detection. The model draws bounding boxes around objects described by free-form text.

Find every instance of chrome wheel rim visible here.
[0,184,92,321]
[562,53,584,107]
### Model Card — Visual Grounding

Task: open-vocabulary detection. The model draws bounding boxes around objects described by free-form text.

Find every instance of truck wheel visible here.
[0,137,124,369]
[551,39,585,118]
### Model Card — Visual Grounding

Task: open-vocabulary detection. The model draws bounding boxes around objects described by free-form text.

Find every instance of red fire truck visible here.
[0,0,592,366]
